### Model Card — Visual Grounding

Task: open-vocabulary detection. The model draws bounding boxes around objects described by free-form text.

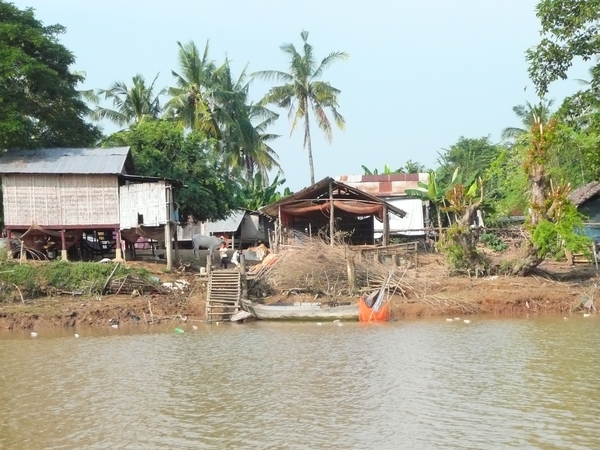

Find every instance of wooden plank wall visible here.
[119,181,168,229]
[2,174,119,227]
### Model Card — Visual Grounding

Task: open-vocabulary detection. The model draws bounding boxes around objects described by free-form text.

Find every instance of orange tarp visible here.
[280,200,384,219]
[358,297,390,322]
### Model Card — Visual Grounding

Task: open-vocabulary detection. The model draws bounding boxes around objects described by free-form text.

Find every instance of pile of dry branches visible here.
[257,237,409,298]
[251,236,485,314]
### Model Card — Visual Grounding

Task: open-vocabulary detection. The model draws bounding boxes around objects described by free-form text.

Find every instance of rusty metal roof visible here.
[568,181,600,206]
[0,147,134,175]
[335,173,429,196]
[260,177,406,218]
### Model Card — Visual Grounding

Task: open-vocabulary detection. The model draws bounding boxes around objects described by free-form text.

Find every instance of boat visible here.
[240,298,358,321]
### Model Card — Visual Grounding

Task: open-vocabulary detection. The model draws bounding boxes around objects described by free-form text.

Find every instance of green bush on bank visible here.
[0,261,155,301]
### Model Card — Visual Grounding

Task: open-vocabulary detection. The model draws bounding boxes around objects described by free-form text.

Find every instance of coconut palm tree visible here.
[254,31,348,185]
[501,99,554,141]
[164,40,220,138]
[212,62,282,183]
[92,74,165,127]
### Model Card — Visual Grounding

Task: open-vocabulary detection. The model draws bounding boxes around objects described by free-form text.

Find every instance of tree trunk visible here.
[512,163,546,276]
[528,164,546,227]
[305,110,315,185]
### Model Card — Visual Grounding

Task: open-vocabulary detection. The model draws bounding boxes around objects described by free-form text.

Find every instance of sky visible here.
[12,0,590,191]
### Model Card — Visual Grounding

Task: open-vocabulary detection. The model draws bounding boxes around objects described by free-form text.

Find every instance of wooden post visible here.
[206,254,212,276]
[165,185,174,272]
[240,253,248,300]
[5,229,11,260]
[329,179,335,246]
[382,204,389,248]
[114,228,123,261]
[277,205,282,252]
[346,249,356,295]
[173,228,180,264]
[60,229,68,261]
[165,221,173,272]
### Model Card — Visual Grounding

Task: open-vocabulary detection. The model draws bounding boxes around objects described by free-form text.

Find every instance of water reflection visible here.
[0,317,599,449]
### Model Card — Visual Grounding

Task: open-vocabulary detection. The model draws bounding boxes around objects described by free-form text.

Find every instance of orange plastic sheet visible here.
[358,297,390,322]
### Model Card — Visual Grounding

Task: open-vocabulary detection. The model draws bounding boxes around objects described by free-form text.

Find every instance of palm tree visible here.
[254,31,348,185]
[164,41,220,138]
[92,74,165,127]
[212,62,282,183]
[501,99,554,141]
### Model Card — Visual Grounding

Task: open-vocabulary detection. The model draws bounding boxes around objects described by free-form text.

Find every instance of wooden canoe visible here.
[240,299,358,321]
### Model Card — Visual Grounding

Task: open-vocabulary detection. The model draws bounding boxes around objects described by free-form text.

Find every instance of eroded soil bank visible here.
[0,254,598,330]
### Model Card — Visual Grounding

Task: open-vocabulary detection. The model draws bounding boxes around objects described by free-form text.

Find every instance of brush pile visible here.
[249,236,485,314]
[252,237,408,299]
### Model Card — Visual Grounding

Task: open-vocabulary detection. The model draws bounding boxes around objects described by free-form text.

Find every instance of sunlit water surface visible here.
[0,316,599,449]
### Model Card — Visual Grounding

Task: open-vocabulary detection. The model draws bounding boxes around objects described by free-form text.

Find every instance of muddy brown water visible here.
[0,316,599,449]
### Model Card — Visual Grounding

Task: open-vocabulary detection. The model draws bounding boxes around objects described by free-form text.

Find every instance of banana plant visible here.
[405,168,461,235]
[241,173,290,211]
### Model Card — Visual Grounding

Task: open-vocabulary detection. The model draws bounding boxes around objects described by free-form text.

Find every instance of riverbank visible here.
[0,253,597,329]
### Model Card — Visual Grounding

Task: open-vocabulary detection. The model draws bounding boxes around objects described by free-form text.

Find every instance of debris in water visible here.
[111,324,118,329]
[332,319,341,323]
[463,319,471,324]
[30,332,38,337]
[583,313,590,318]
[454,317,460,321]
[446,318,453,322]
[74,334,80,338]
[317,322,322,326]
[192,325,198,330]
[174,327,184,333]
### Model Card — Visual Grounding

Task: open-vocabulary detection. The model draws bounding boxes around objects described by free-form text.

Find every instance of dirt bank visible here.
[0,253,598,330]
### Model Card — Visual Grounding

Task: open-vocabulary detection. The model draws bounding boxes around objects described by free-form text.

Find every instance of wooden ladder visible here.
[206,270,241,322]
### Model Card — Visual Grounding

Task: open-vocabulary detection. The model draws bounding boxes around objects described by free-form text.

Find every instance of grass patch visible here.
[0,261,155,301]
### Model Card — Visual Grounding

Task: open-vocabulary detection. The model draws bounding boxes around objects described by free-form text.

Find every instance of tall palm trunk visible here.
[304,109,315,185]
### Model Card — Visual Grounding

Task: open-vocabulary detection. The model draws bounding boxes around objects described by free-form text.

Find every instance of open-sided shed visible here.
[260,177,406,247]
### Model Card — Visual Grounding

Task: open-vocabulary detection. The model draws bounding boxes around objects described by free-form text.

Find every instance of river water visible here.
[0,316,599,449]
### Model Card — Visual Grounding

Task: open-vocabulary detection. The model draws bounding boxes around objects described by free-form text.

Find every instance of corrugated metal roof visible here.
[260,177,407,218]
[205,210,246,233]
[568,181,600,206]
[0,147,133,175]
[335,173,429,196]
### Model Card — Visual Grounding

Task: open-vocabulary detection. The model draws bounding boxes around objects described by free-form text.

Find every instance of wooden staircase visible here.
[206,270,241,322]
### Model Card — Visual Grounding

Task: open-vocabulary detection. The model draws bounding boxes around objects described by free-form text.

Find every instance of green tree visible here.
[212,62,281,183]
[241,173,289,211]
[527,0,600,96]
[164,40,220,138]
[92,74,165,127]
[361,160,427,175]
[255,31,348,185]
[401,160,428,173]
[0,2,100,149]
[103,120,241,223]
[437,137,503,185]
[501,100,554,141]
